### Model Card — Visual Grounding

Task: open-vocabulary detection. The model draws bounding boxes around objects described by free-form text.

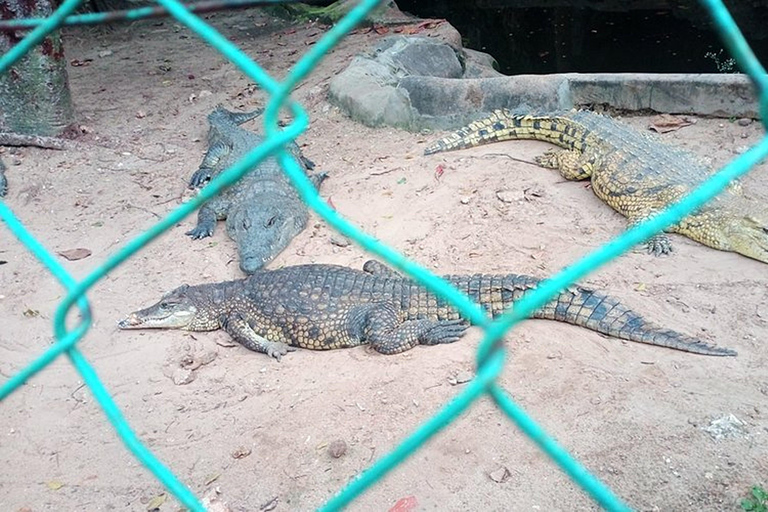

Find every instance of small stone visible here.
[231,446,252,459]
[495,189,520,203]
[97,49,113,57]
[737,118,753,126]
[328,439,347,458]
[330,234,351,247]
[171,367,195,385]
[136,110,147,119]
[198,90,213,98]
[459,196,472,205]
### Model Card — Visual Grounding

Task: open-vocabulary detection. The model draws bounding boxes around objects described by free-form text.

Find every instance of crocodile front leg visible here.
[221,312,296,361]
[186,204,218,239]
[354,302,468,354]
[189,140,230,188]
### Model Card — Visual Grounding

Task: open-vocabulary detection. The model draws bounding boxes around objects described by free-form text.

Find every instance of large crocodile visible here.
[118,260,736,360]
[187,105,326,273]
[424,109,768,264]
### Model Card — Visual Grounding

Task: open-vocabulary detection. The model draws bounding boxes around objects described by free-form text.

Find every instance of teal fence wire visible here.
[1,0,766,510]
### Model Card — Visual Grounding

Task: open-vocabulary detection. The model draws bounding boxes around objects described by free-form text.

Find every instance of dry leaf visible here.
[649,114,692,133]
[58,248,92,261]
[46,480,64,490]
[204,472,221,486]
[489,466,512,483]
[389,495,418,512]
[146,493,166,510]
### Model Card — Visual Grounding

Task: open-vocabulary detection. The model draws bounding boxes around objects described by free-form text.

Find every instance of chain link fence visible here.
[1,0,766,509]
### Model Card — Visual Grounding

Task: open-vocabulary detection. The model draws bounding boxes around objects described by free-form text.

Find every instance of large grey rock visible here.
[329,35,503,131]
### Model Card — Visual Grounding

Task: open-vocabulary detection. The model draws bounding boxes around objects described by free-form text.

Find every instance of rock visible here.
[496,189,520,203]
[171,367,196,385]
[737,117,753,126]
[329,34,505,131]
[330,234,351,247]
[328,439,347,458]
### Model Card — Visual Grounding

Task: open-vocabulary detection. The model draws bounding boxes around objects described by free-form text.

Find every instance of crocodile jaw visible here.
[117,284,199,330]
[118,304,197,330]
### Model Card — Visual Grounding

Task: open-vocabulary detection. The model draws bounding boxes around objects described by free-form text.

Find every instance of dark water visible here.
[396,1,768,74]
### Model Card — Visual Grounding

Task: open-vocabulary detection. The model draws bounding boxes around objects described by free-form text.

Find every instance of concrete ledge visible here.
[566,73,759,118]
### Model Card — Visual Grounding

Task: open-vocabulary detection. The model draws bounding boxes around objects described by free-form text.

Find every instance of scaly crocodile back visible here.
[242,264,734,356]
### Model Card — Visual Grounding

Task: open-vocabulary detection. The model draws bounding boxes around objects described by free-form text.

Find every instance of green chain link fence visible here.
[1,0,766,509]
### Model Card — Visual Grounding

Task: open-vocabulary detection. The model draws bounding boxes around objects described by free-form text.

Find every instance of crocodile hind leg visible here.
[356,302,468,354]
[221,312,296,361]
[535,149,595,180]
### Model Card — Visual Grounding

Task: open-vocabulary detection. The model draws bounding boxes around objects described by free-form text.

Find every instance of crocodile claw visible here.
[189,167,213,188]
[645,233,673,256]
[422,319,470,345]
[266,342,296,361]
[186,225,213,240]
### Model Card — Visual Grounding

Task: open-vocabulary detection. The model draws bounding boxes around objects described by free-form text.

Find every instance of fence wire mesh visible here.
[1,0,766,510]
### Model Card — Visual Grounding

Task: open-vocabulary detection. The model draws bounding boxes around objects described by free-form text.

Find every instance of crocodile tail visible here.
[423,109,590,155]
[528,282,737,356]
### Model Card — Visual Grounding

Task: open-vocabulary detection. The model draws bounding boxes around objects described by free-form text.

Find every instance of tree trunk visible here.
[0,0,75,136]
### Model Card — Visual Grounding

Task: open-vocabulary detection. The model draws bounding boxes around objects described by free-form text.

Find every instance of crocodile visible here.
[118,260,736,360]
[186,105,327,273]
[424,109,768,264]
[0,157,6,197]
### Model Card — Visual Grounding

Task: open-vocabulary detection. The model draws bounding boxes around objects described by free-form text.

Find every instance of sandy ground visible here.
[1,9,767,512]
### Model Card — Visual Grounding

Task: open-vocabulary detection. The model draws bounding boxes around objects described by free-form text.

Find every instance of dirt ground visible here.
[1,9,767,512]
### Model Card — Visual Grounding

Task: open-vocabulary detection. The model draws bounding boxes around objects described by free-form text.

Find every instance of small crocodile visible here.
[187,105,327,273]
[0,157,6,197]
[424,109,768,263]
[118,261,736,360]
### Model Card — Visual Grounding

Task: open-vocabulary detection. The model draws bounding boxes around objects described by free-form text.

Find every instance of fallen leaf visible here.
[649,114,692,133]
[389,495,418,512]
[204,472,221,486]
[634,282,647,292]
[58,248,92,261]
[489,466,512,483]
[214,337,237,348]
[46,480,64,490]
[146,493,166,510]
[259,497,279,512]
[23,309,40,318]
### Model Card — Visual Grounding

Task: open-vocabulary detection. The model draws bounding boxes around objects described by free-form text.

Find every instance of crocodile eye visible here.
[265,215,278,227]
[159,301,169,310]
[242,217,251,230]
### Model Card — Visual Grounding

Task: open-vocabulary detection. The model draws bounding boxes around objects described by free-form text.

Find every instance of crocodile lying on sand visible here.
[424,109,768,264]
[0,157,6,197]
[187,105,326,273]
[118,261,736,360]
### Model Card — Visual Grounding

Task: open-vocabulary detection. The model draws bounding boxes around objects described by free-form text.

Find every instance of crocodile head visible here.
[693,202,768,263]
[722,212,768,263]
[227,201,307,274]
[117,284,219,331]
